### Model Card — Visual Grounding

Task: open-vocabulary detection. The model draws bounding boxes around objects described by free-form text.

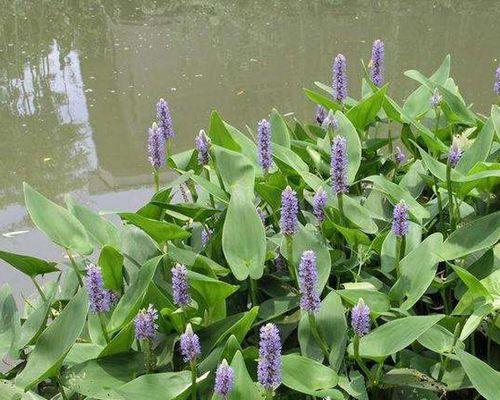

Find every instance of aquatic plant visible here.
[1,49,499,400]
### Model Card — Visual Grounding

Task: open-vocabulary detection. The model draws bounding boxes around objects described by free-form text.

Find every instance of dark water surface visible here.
[1,0,499,298]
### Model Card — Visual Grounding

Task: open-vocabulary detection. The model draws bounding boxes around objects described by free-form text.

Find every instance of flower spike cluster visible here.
[448,136,463,168]
[313,187,327,223]
[86,263,111,313]
[134,304,158,340]
[392,200,409,237]
[180,324,201,363]
[351,298,371,337]
[195,129,210,166]
[332,54,348,103]
[156,98,175,139]
[370,39,385,87]
[280,186,299,236]
[395,146,407,165]
[147,123,166,170]
[257,118,273,173]
[171,263,190,308]
[298,250,321,313]
[331,135,349,194]
[315,105,327,125]
[494,66,500,95]
[214,359,234,399]
[258,323,282,391]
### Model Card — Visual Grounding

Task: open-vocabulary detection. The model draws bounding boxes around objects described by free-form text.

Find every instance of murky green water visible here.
[1,0,499,296]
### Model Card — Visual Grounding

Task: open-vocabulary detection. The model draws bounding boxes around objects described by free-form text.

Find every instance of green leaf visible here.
[118,212,190,243]
[16,287,89,390]
[270,108,291,148]
[61,352,143,397]
[208,110,241,152]
[417,324,464,354]
[227,351,262,400]
[98,321,135,358]
[456,349,500,400]
[338,289,390,314]
[188,269,239,313]
[258,296,299,322]
[351,315,444,361]
[120,225,159,282]
[0,250,58,277]
[214,146,256,197]
[109,256,161,332]
[304,88,342,113]
[346,85,387,131]
[222,190,266,280]
[390,233,443,310]
[0,285,19,356]
[23,183,93,254]
[98,246,124,293]
[450,264,492,300]
[0,380,46,400]
[298,291,346,371]
[282,354,343,398]
[365,175,430,222]
[456,117,495,174]
[66,196,121,249]
[381,222,422,273]
[438,212,500,260]
[336,111,362,183]
[340,195,378,234]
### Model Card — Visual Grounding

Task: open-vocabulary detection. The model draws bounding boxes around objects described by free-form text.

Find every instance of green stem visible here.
[438,320,463,382]
[446,161,456,232]
[338,193,346,226]
[353,335,375,386]
[98,313,110,343]
[394,236,405,277]
[265,390,274,400]
[144,338,156,373]
[30,276,46,301]
[434,178,445,234]
[249,277,258,307]
[308,313,330,359]
[66,249,83,286]
[190,360,197,400]
[56,378,68,400]
[205,168,215,208]
[285,235,296,282]
[153,169,159,192]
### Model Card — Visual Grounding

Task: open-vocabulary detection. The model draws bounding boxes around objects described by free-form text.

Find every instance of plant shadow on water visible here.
[1,2,500,400]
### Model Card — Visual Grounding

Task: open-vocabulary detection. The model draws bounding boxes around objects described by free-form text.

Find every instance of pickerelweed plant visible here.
[1,42,499,400]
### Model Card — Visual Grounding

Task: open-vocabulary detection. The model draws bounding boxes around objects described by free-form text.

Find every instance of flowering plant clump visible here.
[1,42,499,400]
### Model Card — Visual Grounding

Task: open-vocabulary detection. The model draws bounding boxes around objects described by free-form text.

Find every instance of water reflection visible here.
[0,0,499,297]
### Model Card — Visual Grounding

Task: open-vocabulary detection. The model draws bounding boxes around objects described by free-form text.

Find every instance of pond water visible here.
[1,0,499,299]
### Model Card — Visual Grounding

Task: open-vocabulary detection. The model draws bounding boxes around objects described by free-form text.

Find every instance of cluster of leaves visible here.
[1,55,500,400]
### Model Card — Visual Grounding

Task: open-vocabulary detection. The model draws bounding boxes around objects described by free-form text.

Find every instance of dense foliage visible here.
[1,48,499,400]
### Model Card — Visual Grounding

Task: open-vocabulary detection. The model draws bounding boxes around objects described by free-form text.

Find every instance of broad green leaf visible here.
[0,380,46,400]
[118,213,190,243]
[298,291,346,371]
[272,142,309,175]
[190,172,230,204]
[340,195,378,234]
[227,351,262,400]
[120,225,159,282]
[400,160,427,198]
[382,369,446,393]
[214,146,255,197]
[336,111,362,183]
[0,285,19,356]
[222,190,266,280]
[16,288,89,390]
[304,88,342,113]
[381,222,422,273]
[417,324,464,354]
[365,175,430,222]
[98,245,124,293]
[223,121,260,168]
[450,264,492,300]
[438,212,500,260]
[390,233,443,310]
[208,110,241,152]
[456,349,500,400]
[492,105,500,140]
[0,250,58,277]
[109,256,161,332]
[351,315,444,361]
[346,85,388,131]
[188,270,239,313]
[460,303,495,341]
[338,289,390,314]
[66,196,121,249]
[24,183,93,254]
[258,296,299,322]
[456,117,495,174]
[98,321,135,358]
[282,354,343,399]
[270,108,291,148]
[61,352,143,397]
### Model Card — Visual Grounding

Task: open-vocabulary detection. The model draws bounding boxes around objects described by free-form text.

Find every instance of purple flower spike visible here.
[147,123,166,170]
[316,105,327,125]
[392,200,409,237]
[494,66,500,95]
[156,98,175,140]
[180,324,201,363]
[332,54,348,103]
[258,323,282,391]
[86,264,111,313]
[448,136,463,168]
[257,119,272,173]
[171,263,190,308]
[313,186,327,223]
[395,146,406,165]
[429,89,442,109]
[201,226,213,247]
[370,39,385,87]
[331,136,349,194]
[257,206,266,224]
[351,298,371,337]
[134,304,158,340]
[214,359,234,399]
[179,183,191,202]
[195,129,210,166]
[280,186,299,236]
[298,250,321,314]
[321,109,339,131]
[275,253,287,272]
